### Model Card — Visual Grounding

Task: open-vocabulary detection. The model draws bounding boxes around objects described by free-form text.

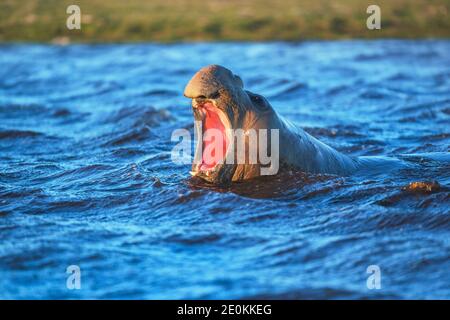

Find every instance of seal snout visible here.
[184,87,220,100]
[190,90,220,102]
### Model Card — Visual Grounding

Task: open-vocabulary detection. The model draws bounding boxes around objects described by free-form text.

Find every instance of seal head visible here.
[184,65,273,184]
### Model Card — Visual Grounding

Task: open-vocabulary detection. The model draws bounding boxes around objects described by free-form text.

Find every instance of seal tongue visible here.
[201,102,228,170]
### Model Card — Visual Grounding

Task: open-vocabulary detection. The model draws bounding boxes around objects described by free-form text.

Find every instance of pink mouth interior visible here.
[200,102,228,171]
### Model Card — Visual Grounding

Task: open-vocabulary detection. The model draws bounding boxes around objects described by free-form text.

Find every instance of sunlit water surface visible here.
[0,40,449,299]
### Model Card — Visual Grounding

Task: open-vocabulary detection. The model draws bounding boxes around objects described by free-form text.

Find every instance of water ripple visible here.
[1,40,449,299]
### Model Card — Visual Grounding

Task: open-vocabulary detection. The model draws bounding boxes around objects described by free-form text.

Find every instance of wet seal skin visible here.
[184,65,406,184]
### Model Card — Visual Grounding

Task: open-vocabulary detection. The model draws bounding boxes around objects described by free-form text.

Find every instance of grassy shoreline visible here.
[1,0,449,43]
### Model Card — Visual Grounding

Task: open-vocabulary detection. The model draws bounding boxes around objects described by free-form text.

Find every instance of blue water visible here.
[0,40,449,299]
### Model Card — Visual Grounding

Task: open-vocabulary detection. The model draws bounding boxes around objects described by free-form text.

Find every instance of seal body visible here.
[226,91,360,181]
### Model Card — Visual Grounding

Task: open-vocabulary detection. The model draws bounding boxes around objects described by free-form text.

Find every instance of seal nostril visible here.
[195,92,219,100]
[195,96,207,105]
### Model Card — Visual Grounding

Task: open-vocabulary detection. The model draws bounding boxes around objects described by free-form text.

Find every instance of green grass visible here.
[0,0,449,42]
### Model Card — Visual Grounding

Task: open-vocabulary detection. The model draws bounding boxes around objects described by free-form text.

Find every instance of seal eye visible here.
[248,91,270,112]
[209,91,220,99]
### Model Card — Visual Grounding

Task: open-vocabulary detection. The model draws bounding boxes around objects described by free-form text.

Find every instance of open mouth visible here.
[195,101,230,172]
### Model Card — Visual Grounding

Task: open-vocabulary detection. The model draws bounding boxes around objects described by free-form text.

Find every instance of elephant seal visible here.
[183,65,398,184]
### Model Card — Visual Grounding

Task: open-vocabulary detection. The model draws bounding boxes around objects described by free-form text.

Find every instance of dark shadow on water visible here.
[187,170,335,199]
